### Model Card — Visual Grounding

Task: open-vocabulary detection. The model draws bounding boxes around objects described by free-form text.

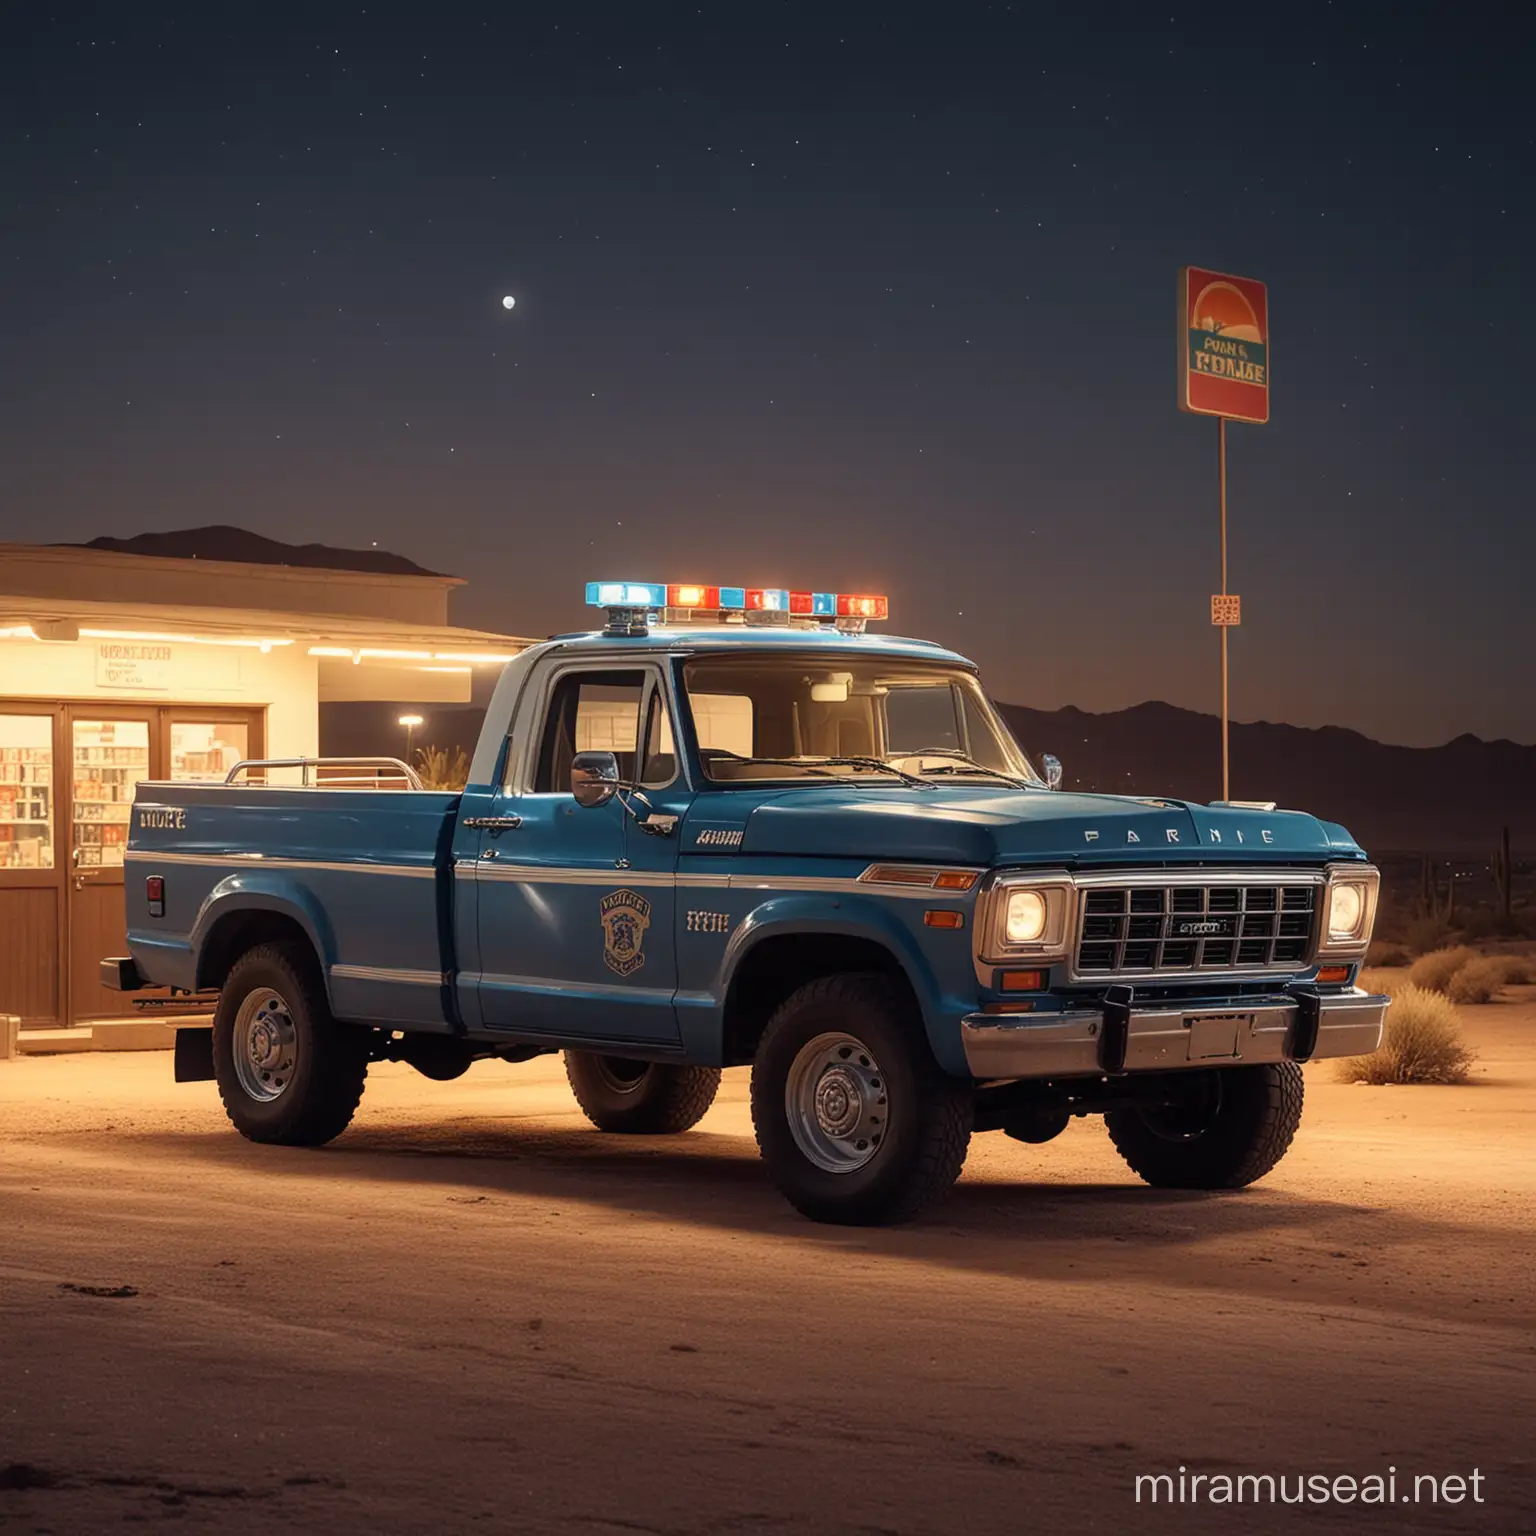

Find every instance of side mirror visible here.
[1041,753,1063,791]
[571,751,620,808]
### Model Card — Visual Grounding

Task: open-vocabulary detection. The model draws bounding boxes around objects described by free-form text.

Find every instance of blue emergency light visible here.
[586,580,888,634]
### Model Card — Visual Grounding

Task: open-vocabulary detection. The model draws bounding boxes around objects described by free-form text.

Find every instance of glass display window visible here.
[0,714,55,871]
[71,719,150,869]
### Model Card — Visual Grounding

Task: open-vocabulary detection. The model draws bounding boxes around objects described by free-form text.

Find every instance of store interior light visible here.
[78,627,294,649]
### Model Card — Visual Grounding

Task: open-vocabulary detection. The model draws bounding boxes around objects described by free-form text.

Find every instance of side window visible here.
[959,688,1012,772]
[532,671,647,793]
[639,690,678,787]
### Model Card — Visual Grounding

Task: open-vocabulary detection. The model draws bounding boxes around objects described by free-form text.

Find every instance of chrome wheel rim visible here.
[592,1055,651,1095]
[785,1032,888,1174]
[233,989,298,1103]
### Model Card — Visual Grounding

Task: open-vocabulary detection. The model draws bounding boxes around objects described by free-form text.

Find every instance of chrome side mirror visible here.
[1041,753,1063,791]
[571,751,620,808]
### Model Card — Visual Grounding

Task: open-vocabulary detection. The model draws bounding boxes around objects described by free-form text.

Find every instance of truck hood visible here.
[733,785,1364,867]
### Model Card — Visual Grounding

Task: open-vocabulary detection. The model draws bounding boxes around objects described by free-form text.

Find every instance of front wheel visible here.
[1105,1062,1304,1189]
[212,942,369,1146]
[750,974,972,1225]
[563,1052,721,1133]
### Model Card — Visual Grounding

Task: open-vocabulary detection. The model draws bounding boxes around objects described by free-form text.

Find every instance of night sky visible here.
[3,2,1531,747]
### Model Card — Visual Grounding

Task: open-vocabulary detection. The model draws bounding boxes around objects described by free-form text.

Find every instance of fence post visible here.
[0,1014,19,1061]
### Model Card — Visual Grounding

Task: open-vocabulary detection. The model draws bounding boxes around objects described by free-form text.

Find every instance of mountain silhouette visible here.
[66,526,445,578]
[998,701,1532,853]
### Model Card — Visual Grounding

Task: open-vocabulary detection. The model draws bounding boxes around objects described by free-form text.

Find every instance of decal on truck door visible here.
[600,889,652,977]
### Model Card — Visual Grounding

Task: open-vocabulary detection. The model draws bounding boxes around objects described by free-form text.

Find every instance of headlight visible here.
[1317,864,1380,960]
[1006,889,1047,944]
[978,873,1076,964]
[1328,882,1364,941]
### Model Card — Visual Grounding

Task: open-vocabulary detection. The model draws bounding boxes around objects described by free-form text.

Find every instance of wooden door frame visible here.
[63,706,159,1022]
[0,700,66,1025]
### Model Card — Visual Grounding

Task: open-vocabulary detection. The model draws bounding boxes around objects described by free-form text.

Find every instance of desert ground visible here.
[2,997,1532,1535]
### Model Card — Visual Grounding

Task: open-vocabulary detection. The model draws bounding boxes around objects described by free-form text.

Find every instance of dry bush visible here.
[1447,956,1510,1005]
[1498,957,1533,985]
[1336,985,1475,1085]
[1407,946,1478,995]
[1366,940,1411,968]
[415,744,471,791]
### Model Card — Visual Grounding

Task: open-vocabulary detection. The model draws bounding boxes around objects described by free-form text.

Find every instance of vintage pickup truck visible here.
[105,580,1387,1224]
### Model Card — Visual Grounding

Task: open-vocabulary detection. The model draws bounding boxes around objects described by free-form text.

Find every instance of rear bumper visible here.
[960,988,1388,1080]
[101,956,147,992]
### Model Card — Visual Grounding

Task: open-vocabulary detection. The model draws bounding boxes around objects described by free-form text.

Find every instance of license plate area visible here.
[1186,1012,1251,1060]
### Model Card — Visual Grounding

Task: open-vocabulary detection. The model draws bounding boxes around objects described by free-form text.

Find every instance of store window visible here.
[0,715,55,870]
[72,720,150,869]
[170,720,249,780]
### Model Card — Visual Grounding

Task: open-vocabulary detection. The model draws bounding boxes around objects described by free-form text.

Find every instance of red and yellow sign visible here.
[1178,267,1269,424]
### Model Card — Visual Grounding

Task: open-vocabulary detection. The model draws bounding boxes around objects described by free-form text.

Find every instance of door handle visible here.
[463,816,523,835]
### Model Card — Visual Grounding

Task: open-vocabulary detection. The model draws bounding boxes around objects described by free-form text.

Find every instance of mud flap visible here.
[1290,989,1322,1064]
[174,1027,215,1083]
[1100,984,1133,1075]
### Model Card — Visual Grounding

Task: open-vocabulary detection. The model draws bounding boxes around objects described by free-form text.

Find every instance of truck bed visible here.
[125,781,463,1029]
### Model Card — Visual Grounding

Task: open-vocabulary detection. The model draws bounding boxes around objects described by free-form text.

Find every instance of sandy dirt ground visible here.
[2,999,1533,1535]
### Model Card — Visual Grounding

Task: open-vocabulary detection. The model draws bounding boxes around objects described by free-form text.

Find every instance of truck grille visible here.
[1075,879,1318,976]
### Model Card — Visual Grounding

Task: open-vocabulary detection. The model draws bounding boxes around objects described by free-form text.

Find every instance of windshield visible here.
[680,655,1039,787]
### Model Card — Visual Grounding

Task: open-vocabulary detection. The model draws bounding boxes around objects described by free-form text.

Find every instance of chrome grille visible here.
[1075,879,1318,976]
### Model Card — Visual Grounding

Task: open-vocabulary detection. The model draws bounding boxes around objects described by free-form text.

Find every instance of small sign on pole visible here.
[1178,267,1270,425]
[1210,594,1242,627]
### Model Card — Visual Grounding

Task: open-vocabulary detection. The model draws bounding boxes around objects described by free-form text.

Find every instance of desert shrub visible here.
[1447,956,1510,1005]
[1497,957,1533,985]
[1401,915,1459,957]
[1407,946,1478,995]
[415,744,471,791]
[1336,985,1475,1085]
[1366,940,1411,968]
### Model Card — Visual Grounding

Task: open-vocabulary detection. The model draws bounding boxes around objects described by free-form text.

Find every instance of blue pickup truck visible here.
[106,580,1387,1224]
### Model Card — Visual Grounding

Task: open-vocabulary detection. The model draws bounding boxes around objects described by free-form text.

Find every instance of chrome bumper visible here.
[960,988,1388,1081]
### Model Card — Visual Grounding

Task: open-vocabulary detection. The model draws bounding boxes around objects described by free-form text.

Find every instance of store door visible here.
[65,711,155,1021]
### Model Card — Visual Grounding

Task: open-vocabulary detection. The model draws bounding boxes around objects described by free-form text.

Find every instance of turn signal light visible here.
[1316,965,1351,986]
[924,910,965,929]
[1000,969,1045,992]
[145,875,165,917]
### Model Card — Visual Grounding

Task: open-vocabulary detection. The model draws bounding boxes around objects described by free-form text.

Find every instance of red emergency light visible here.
[836,593,889,621]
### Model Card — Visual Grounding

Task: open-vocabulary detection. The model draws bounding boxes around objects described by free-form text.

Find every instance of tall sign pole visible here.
[1178,266,1270,801]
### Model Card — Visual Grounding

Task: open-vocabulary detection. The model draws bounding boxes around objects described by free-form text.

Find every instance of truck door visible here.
[473,663,686,1045]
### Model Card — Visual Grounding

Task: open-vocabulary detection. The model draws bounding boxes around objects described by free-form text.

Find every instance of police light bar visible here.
[586,581,888,633]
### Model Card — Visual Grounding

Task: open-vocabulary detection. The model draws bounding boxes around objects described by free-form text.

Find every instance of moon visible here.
[501,295,516,310]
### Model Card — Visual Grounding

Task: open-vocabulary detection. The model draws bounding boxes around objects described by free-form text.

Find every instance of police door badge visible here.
[600,889,652,977]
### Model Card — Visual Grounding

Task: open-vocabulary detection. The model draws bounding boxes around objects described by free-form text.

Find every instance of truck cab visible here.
[108,579,1388,1225]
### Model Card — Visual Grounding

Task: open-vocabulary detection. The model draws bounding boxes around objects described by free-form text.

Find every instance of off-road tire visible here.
[750,973,972,1225]
[1105,1062,1304,1189]
[212,942,369,1146]
[564,1052,721,1133]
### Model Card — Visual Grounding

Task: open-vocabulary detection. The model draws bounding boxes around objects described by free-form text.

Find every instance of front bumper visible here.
[960,988,1388,1080]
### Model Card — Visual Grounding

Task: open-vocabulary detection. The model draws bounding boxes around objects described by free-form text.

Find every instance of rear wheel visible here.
[212,943,369,1146]
[1105,1062,1304,1189]
[563,1052,721,1133]
[750,973,972,1225]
